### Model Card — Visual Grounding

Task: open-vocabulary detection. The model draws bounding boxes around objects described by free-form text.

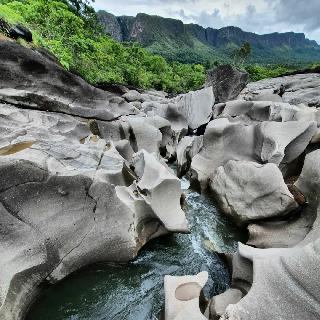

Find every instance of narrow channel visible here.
[27,175,245,320]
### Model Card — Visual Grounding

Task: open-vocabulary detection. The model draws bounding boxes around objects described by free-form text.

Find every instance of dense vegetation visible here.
[107,12,320,68]
[0,0,205,93]
[243,64,296,82]
[0,0,317,92]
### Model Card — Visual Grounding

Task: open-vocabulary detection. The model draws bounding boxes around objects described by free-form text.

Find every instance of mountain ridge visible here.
[98,11,320,66]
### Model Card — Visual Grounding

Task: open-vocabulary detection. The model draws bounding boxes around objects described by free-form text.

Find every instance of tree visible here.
[65,0,93,14]
[234,42,251,66]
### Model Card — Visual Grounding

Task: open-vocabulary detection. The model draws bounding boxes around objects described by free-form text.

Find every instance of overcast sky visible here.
[93,0,320,42]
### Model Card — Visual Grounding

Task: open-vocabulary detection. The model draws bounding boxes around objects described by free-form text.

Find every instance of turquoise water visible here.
[26,177,244,320]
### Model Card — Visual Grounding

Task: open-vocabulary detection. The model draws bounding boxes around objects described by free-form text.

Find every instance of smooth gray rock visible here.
[0,131,188,320]
[190,118,256,191]
[97,115,175,158]
[217,151,320,320]
[214,100,306,123]
[206,65,249,103]
[0,41,135,120]
[143,102,188,146]
[247,213,313,248]
[0,103,90,147]
[209,289,243,320]
[172,87,214,130]
[123,90,143,102]
[114,139,134,161]
[256,120,317,166]
[189,118,316,191]
[221,241,320,320]
[215,100,253,119]
[252,91,283,102]
[130,150,188,232]
[127,116,163,154]
[229,251,253,294]
[295,107,320,125]
[210,160,298,225]
[239,73,320,107]
[295,149,320,244]
[295,150,320,203]
[164,271,208,320]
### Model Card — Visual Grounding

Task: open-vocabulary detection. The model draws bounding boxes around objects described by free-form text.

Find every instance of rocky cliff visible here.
[97,11,320,65]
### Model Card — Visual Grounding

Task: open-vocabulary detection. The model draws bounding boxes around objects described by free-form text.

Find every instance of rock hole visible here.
[175,282,202,301]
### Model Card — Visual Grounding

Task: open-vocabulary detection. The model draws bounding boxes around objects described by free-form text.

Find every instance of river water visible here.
[27,176,244,320]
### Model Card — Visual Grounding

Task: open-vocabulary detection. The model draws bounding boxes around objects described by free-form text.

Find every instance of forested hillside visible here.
[0,0,205,93]
[98,11,320,68]
[1,0,320,93]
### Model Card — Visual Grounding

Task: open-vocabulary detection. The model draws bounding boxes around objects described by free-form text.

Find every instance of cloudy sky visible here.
[93,0,320,42]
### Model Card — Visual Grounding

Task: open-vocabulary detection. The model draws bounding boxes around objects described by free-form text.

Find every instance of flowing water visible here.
[27,176,245,320]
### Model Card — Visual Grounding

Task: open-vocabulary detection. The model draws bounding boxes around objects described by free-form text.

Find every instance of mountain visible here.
[97,11,320,66]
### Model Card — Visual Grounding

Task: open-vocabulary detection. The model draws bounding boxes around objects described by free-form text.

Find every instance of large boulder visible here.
[295,149,320,204]
[247,214,313,248]
[189,118,316,190]
[97,115,175,158]
[172,87,214,130]
[295,149,320,243]
[130,150,188,232]
[213,100,307,123]
[210,160,298,225]
[206,65,249,103]
[0,41,135,120]
[256,121,317,166]
[209,289,243,320]
[190,118,256,191]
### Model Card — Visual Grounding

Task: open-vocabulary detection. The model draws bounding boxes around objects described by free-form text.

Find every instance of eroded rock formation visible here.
[1,37,320,320]
[0,40,209,320]
[162,72,320,320]
[203,75,320,320]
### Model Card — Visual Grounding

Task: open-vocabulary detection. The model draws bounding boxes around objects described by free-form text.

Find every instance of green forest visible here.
[0,0,316,92]
[0,0,206,93]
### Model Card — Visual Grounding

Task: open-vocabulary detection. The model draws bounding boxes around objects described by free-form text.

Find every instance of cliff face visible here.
[98,11,123,41]
[97,11,320,64]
